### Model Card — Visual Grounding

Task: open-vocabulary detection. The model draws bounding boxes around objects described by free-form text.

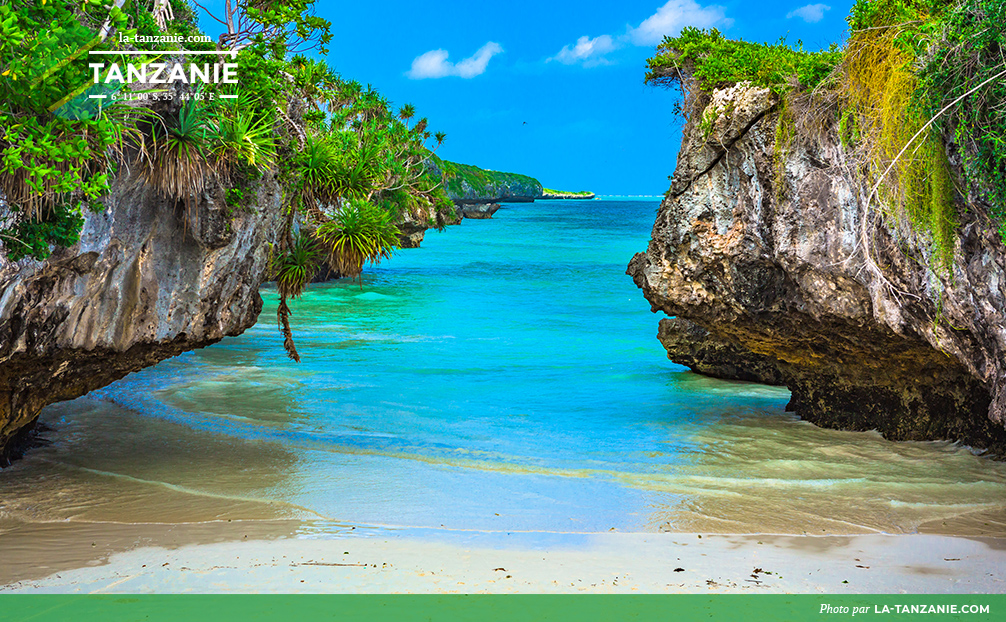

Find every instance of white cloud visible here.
[786,4,831,23]
[628,0,733,46]
[407,42,504,79]
[549,1,732,68]
[547,34,617,66]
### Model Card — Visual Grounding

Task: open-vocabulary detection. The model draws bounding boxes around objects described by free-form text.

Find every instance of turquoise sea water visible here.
[4,198,1006,536]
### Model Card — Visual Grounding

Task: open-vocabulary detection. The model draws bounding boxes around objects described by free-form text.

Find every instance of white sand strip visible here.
[3,527,1005,594]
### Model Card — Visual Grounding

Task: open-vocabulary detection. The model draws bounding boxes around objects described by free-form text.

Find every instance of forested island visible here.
[541,189,596,200]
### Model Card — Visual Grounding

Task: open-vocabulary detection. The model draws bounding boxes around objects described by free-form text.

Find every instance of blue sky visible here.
[201,1,854,194]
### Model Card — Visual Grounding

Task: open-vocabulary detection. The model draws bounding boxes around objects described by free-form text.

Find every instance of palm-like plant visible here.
[148,101,212,202]
[398,103,416,127]
[314,200,399,281]
[290,56,340,108]
[298,134,341,205]
[273,234,321,299]
[330,139,381,201]
[210,110,277,174]
[271,234,322,361]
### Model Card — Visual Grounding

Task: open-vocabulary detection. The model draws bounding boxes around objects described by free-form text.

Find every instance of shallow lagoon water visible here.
[3,198,1006,537]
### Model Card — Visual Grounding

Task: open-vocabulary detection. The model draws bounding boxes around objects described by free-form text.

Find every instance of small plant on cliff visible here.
[297,134,342,206]
[208,97,277,177]
[644,27,842,99]
[0,202,85,261]
[147,101,213,205]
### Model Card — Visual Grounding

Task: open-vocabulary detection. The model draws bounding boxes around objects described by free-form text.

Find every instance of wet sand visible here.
[2,519,1004,593]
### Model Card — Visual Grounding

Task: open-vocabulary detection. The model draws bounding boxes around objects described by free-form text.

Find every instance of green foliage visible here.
[838,108,861,148]
[297,134,341,205]
[773,99,795,202]
[215,0,332,56]
[272,235,321,300]
[314,201,400,280]
[225,187,245,208]
[840,0,962,267]
[434,157,542,198]
[644,27,842,95]
[847,0,952,33]
[0,0,143,256]
[1,202,84,261]
[208,93,277,175]
[148,100,212,202]
[542,188,592,196]
[915,0,1006,240]
[328,138,382,202]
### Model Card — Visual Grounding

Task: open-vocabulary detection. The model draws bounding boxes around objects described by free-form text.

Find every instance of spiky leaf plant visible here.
[148,101,212,203]
[315,200,399,280]
[210,110,277,175]
[329,139,381,201]
[273,234,321,299]
[298,134,340,205]
[271,234,323,361]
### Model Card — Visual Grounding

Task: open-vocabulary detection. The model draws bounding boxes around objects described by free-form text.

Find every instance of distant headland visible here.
[540,188,596,200]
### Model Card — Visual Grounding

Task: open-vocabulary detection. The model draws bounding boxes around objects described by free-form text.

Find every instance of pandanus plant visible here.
[209,92,277,176]
[147,101,212,204]
[271,235,322,362]
[315,200,400,282]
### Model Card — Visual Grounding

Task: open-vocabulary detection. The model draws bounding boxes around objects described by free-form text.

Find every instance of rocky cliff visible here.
[0,175,284,463]
[430,158,543,205]
[627,82,1006,455]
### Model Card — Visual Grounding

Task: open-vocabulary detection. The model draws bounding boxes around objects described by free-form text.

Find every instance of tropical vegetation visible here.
[645,0,1006,270]
[542,188,593,196]
[0,0,455,361]
[645,26,841,96]
[432,157,542,199]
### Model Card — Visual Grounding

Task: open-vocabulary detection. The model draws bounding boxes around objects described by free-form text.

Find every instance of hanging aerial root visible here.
[277,297,300,362]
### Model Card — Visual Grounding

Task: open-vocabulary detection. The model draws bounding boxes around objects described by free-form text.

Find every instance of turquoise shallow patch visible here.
[12,198,1006,537]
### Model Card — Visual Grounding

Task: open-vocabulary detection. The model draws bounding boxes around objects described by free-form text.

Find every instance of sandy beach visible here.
[2,519,1004,594]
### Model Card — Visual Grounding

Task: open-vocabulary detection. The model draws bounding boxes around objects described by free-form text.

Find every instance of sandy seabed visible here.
[1,519,1004,594]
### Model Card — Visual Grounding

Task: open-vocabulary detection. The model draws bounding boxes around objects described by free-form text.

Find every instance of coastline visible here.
[3,519,1006,593]
[540,192,596,200]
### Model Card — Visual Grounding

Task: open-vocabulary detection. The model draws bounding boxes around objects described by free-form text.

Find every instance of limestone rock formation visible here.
[627,82,1006,454]
[458,203,501,219]
[0,175,284,462]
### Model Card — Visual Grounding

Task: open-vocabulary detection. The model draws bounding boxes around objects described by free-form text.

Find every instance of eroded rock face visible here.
[657,317,785,385]
[458,203,500,219]
[627,82,1006,454]
[0,174,284,462]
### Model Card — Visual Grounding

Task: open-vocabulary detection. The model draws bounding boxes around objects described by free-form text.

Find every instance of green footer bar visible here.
[1,595,1002,622]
